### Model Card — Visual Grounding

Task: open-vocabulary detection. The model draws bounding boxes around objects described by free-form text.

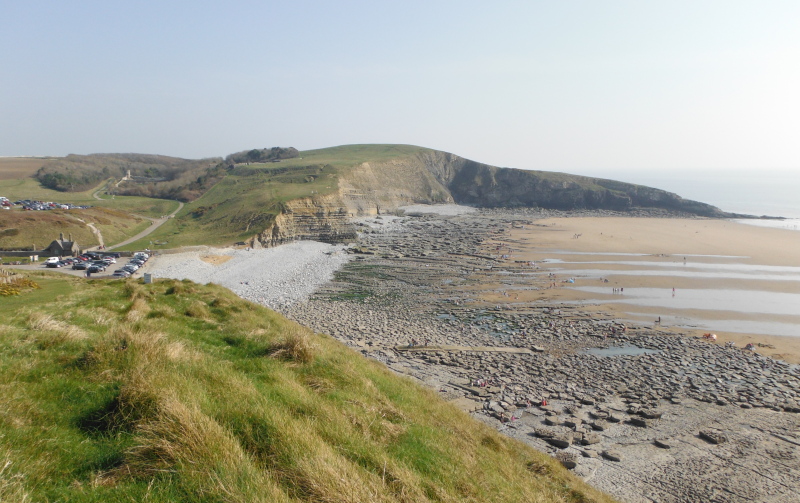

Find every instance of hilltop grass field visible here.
[0,274,614,503]
[0,157,58,180]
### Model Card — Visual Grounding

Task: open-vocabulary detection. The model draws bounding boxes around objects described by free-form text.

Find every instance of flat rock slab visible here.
[654,438,672,449]
[602,450,623,462]
[545,435,573,449]
[449,397,480,413]
[700,430,728,444]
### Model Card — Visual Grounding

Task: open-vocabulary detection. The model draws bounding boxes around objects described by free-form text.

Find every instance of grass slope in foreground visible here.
[0,275,613,503]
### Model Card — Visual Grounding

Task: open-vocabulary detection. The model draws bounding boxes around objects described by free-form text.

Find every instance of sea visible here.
[603,168,800,229]
[545,168,800,341]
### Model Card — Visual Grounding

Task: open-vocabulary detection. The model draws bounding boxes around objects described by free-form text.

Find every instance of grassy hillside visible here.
[0,207,150,251]
[118,145,434,250]
[0,275,614,503]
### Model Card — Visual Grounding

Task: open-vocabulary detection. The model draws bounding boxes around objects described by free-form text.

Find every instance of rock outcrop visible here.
[251,194,356,248]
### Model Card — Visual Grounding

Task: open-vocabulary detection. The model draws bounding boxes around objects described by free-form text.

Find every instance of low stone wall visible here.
[1,250,44,258]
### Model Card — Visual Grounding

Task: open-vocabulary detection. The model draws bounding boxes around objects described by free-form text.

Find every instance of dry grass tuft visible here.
[165,280,197,296]
[184,300,212,321]
[304,376,334,394]
[0,456,30,503]
[123,281,147,301]
[125,298,151,322]
[527,459,553,476]
[164,341,197,362]
[75,307,115,326]
[25,312,86,346]
[147,304,176,319]
[209,297,231,308]
[120,396,289,501]
[269,326,316,364]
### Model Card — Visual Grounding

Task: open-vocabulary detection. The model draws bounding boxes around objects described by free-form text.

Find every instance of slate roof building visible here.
[44,233,81,257]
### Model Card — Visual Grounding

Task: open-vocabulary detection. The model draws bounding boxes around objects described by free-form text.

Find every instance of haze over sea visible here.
[607,168,800,227]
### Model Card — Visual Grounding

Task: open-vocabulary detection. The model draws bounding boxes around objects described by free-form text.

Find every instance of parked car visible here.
[121,265,138,273]
[72,262,89,270]
[102,257,116,264]
[44,257,60,265]
[46,261,63,268]
[87,265,104,273]
[112,270,131,278]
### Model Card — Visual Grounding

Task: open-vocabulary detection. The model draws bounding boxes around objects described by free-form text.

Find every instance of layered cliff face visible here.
[336,158,453,216]
[251,194,357,248]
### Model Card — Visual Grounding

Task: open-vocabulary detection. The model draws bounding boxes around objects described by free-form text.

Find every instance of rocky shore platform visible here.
[284,208,800,503]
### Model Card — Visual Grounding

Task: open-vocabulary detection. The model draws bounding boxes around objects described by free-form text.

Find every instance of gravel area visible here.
[147,241,352,310]
[398,204,477,215]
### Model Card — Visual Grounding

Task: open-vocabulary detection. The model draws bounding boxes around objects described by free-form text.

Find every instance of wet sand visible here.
[500,217,800,363]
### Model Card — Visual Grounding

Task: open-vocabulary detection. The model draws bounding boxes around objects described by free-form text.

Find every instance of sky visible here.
[2,1,799,177]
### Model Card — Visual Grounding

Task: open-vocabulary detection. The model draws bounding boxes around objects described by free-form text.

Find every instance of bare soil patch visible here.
[199,254,233,266]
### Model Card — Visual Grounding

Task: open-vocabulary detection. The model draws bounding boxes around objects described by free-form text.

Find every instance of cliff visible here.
[322,149,673,217]
[250,194,357,248]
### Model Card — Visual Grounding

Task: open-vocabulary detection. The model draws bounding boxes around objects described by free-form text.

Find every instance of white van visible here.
[44,257,60,264]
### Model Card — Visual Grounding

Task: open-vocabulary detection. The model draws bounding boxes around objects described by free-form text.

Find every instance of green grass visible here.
[0,207,150,250]
[119,145,434,250]
[0,276,615,503]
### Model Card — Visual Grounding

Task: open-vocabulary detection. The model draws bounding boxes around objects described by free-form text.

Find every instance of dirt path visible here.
[106,201,184,251]
[73,217,105,250]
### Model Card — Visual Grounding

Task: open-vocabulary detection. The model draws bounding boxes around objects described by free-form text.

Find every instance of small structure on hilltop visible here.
[44,233,81,257]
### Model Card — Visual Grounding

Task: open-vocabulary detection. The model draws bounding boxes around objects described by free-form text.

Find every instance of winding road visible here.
[88,180,184,251]
[105,201,184,250]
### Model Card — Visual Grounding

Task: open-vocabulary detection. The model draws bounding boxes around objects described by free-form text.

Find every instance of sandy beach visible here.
[498,217,800,363]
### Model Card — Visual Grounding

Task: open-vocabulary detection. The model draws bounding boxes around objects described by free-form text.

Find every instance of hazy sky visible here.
[2,1,799,176]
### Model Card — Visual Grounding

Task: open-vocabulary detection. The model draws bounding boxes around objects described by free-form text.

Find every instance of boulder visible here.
[545,434,573,449]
